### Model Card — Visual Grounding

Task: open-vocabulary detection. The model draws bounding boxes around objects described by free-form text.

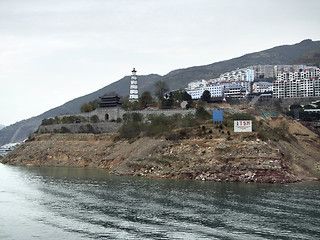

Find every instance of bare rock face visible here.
[2,130,319,184]
[125,137,301,183]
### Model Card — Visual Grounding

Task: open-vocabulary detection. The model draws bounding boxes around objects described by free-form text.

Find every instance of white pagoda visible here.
[129,68,139,101]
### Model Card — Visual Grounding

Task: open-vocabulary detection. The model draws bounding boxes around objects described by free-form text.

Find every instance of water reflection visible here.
[1,164,320,240]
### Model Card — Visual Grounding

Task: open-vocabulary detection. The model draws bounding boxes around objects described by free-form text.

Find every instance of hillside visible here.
[161,39,320,90]
[2,114,320,183]
[0,74,161,145]
[1,39,320,145]
[291,49,320,66]
[0,125,5,130]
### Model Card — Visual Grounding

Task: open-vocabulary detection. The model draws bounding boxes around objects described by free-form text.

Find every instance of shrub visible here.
[42,118,55,125]
[80,100,99,112]
[60,126,70,133]
[257,129,269,141]
[164,129,188,141]
[196,106,211,120]
[181,113,196,128]
[118,121,143,139]
[116,117,122,123]
[123,112,143,122]
[90,115,99,123]
[86,124,95,133]
[61,116,86,124]
[80,103,93,113]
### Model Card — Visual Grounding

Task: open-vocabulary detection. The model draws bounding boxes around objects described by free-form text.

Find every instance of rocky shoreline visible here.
[2,130,319,184]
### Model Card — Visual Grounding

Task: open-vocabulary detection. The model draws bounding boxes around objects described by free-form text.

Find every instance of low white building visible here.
[218,68,254,84]
[186,84,224,100]
[223,85,247,99]
[252,82,273,93]
[187,79,207,90]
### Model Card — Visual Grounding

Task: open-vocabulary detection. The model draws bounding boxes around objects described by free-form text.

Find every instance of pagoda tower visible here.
[129,68,139,101]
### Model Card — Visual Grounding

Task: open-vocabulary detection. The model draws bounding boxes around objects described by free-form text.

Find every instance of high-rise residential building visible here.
[273,67,320,98]
[248,65,274,79]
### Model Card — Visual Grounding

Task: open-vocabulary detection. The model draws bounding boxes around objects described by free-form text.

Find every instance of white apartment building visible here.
[248,65,274,79]
[186,68,254,99]
[252,82,273,93]
[218,69,254,84]
[273,67,320,98]
[186,85,224,100]
[223,85,247,99]
[274,65,308,76]
[187,79,207,90]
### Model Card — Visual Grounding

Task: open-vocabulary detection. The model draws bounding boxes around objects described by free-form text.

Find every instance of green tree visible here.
[80,99,99,112]
[154,80,169,100]
[196,106,211,120]
[139,91,153,108]
[201,90,211,103]
[173,90,183,103]
[41,118,55,125]
[89,100,100,110]
[182,91,192,101]
[121,99,130,110]
[81,103,93,112]
[121,98,141,110]
[181,91,193,108]
[162,92,174,109]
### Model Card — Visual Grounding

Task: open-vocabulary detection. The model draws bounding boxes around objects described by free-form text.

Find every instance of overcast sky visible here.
[1,0,320,126]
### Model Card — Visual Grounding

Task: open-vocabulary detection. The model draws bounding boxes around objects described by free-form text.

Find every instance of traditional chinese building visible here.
[99,94,122,108]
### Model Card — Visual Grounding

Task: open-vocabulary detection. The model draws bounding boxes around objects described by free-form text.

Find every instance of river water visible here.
[0,164,319,240]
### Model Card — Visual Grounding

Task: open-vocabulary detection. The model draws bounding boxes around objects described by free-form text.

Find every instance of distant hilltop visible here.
[1,39,320,146]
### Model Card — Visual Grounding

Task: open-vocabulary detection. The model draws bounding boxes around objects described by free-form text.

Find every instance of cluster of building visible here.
[186,68,255,99]
[186,65,320,100]
[0,142,21,157]
[273,67,320,98]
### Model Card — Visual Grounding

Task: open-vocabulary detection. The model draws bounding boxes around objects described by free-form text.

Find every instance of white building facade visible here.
[186,68,254,99]
[187,79,207,90]
[187,85,224,100]
[273,67,320,98]
[252,82,273,93]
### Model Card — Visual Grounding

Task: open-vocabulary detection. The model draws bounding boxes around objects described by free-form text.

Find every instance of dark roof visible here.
[100,94,120,99]
[99,93,122,108]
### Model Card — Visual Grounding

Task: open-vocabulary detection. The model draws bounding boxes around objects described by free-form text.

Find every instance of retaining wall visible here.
[38,122,122,134]
[60,108,197,122]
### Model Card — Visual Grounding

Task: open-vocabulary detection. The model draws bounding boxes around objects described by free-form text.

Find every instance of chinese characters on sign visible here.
[234,120,252,132]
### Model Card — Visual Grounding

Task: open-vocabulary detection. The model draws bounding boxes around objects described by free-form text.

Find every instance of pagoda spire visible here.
[129,68,139,102]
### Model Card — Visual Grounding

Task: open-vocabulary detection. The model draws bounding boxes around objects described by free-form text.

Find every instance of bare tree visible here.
[154,80,169,100]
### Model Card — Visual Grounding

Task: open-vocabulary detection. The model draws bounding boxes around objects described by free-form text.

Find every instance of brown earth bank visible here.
[2,119,320,184]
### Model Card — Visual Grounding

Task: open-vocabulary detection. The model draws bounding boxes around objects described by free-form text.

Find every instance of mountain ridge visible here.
[1,39,320,145]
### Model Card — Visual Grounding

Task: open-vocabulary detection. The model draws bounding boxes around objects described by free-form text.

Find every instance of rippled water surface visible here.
[0,164,320,239]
